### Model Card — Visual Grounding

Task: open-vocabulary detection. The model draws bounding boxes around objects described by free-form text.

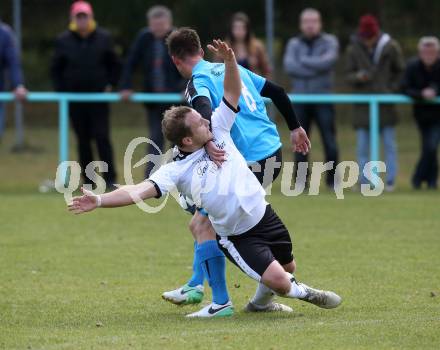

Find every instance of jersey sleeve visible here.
[211,98,240,132]
[185,75,212,105]
[148,163,179,197]
[244,68,266,93]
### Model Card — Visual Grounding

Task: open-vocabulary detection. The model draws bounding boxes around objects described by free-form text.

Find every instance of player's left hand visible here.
[205,140,226,167]
[290,127,311,155]
[68,187,99,214]
[207,39,234,62]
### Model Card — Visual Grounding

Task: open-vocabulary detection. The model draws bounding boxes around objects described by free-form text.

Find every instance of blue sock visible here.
[196,240,229,305]
[187,241,205,287]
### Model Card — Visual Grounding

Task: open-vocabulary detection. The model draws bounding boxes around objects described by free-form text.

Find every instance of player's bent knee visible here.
[189,212,216,243]
[188,217,198,236]
[283,260,296,273]
[189,212,205,235]
[197,225,216,242]
[261,262,292,295]
[198,215,211,230]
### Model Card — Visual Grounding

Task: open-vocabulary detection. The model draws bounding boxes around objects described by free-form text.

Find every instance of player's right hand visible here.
[205,140,226,167]
[290,127,311,155]
[68,187,99,214]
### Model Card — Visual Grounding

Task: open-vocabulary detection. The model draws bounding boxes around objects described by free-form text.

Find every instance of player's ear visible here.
[199,48,204,57]
[171,56,179,65]
[181,136,192,147]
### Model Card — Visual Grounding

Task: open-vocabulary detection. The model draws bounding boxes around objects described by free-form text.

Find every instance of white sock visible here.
[251,282,275,306]
[285,278,307,299]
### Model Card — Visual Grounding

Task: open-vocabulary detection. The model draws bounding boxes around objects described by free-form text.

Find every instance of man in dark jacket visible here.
[402,37,440,189]
[120,5,185,177]
[0,20,27,140]
[345,14,405,190]
[283,8,339,187]
[51,1,120,188]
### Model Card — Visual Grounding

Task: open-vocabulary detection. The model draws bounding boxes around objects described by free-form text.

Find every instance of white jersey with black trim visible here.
[149,99,267,236]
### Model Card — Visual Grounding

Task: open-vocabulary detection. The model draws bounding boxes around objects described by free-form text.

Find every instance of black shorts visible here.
[249,147,282,188]
[217,204,293,282]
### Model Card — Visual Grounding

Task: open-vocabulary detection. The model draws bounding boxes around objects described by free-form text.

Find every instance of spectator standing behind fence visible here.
[283,8,339,188]
[345,14,404,191]
[50,1,120,189]
[120,5,185,178]
[0,19,27,142]
[401,37,440,190]
[220,12,271,78]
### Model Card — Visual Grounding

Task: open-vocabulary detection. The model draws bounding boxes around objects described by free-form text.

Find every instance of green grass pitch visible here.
[0,121,439,349]
[1,190,439,349]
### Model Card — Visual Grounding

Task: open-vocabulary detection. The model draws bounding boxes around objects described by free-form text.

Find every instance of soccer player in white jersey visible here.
[162,28,310,313]
[69,40,342,318]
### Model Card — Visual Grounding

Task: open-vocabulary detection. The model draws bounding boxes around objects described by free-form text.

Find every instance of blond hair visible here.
[161,106,193,147]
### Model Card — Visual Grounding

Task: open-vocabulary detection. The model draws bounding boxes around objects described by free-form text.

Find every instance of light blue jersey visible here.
[185,59,281,162]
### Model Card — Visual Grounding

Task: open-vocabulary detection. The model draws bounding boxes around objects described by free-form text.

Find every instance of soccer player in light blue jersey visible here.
[160,28,311,315]
[69,40,340,318]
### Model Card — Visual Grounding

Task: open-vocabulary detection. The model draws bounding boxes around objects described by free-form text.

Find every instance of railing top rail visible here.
[0,92,439,104]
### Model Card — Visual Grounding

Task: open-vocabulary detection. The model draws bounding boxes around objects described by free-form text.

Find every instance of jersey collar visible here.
[192,59,208,75]
[173,148,195,161]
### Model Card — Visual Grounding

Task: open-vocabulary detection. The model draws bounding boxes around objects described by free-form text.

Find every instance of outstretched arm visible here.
[68,181,159,214]
[208,40,241,108]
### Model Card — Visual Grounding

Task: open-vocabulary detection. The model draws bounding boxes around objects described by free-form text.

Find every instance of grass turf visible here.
[1,120,439,349]
[1,190,439,349]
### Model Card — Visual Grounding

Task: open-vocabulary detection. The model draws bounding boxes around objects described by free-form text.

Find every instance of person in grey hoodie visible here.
[283,8,339,187]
